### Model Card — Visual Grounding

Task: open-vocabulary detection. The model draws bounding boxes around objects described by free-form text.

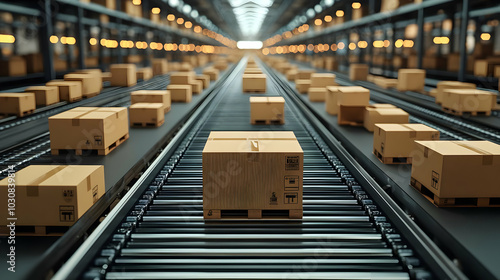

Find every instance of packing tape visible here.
[454,142,494,165]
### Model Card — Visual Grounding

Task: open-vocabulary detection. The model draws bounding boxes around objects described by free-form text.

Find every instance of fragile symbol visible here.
[431,171,439,190]
[59,206,75,222]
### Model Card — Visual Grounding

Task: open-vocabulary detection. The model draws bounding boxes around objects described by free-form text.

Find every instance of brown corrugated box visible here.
[326,86,340,115]
[190,80,203,94]
[137,67,153,81]
[434,81,476,104]
[308,87,327,102]
[202,131,303,219]
[48,107,129,155]
[131,90,171,113]
[0,165,105,227]
[373,124,439,164]
[152,59,168,76]
[203,68,219,80]
[295,79,311,94]
[310,73,336,87]
[0,56,27,77]
[297,69,315,79]
[196,75,210,89]
[286,69,298,81]
[167,85,192,102]
[250,96,285,124]
[24,53,44,73]
[374,77,397,89]
[24,86,60,107]
[110,64,137,87]
[64,73,102,98]
[441,89,495,114]
[0,93,36,117]
[474,57,500,77]
[411,141,500,199]
[363,106,409,132]
[397,69,426,92]
[338,106,366,126]
[349,64,369,81]
[243,74,266,92]
[337,86,370,106]
[447,53,475,73]
[129,103,165,127]
[171,72,194,85]
[324,57,338,71]
[179,63,193,72]
[46,80,83,102]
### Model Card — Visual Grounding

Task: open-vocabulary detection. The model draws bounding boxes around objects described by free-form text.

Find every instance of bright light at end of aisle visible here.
[237,41,263,49]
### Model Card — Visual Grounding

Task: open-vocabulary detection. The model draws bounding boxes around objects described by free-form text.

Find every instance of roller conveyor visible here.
[51,58,465,280]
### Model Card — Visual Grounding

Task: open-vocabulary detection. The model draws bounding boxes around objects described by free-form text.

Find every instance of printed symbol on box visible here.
[59,206,75,222]
[431,171,439,190]
[270,192,278,205]
[285,175,299,191]
[85,140,91,145]
[63,189,74,199]
[285,156,300,170]
[284,193,298,204]
[94,136,103,146]
[207,210,213,216]
[92,186,99,203]
[381,142,385,153]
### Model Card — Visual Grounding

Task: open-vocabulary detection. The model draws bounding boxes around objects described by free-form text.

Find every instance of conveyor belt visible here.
[52,58,465,280]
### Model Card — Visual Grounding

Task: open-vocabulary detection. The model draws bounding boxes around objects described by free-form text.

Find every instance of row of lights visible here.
[89,37,220,53]
[263,39,418,55]
[263,24,310,47]
[50,35,76,45]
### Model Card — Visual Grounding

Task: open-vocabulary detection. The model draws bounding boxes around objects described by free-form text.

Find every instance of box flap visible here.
[131,90,169,96]
[0,93,34,98]
[415,141,497,156]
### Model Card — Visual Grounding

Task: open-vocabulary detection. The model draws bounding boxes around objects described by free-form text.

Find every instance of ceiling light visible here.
[237,41,263,49]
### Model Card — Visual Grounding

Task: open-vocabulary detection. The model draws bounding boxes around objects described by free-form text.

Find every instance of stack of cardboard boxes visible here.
[307,73,336,102]
[337,87,371,126]
[167,72,194,102]
[295,69,315,94]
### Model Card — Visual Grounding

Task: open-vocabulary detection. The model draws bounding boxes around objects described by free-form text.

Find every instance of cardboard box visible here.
[214,60,228,70]
[189,80,202,94]
[337,86,370,106]
[324,57,338,71]
[326,86,340,115]
[171,72,194,85]
[250,96,285,124]
[169,62,181,72]
[203,68,219,81]
[110,64,137,87]
[435,81,476,104]
[410,141,500,200]
[0,56,27,77]
[102,72,112,83]
[393,56,407,69]
[474,57,500,77]
[0,165,105,227]
[48,107,129,155]
[131,90,171,113]
[397,69,426,92]
[297,69,315,79]
[349,64,369,81]
[46,80,83,102]
[179,63,193,72]
[167,85,192,103]
[202,131,303,219]
[373,124,440,164]
[152,59,168,76]
[308,87,327,102]
[0,93,36,117]
[363,106,409,132]
[196,75,210,89]
[25,86,60,107]
[494,65,500,77]
[129,103,165,127]
[310,73,336,87]
[243,74,266,92]
[286,70,298,81]
[374,77,398,89]
[447,53,475,73]
[64,73,102,98]
[24,53,44,73]
[295,79,311,94]
[137,67,153,81]
[338,105,366,126]
[441,89,495,114]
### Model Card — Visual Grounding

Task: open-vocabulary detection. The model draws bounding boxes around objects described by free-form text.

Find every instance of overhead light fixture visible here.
[336,10,344,17]
[0,34,15,43]
[151,7,160,14]
[237,41,263,49]
[352,2,361,9]
[132,0,141,5]
[481,33,491,41]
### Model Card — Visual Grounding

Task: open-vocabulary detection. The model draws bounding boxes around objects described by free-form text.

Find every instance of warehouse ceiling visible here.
[183,0,321,41]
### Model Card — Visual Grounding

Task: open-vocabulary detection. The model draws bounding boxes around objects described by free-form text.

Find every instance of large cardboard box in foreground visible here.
[373,124,439,164]
[0,165,105,227]
[397,69,426,92]
[243,74,266,92]
[0,93,36,117]
[203,131,303,219]
[131,90,171,113]
[250,96,285,125]
[49,107,129,155]
[410,141,500,200]
[363,106,409,132]
[110,64,137,87]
